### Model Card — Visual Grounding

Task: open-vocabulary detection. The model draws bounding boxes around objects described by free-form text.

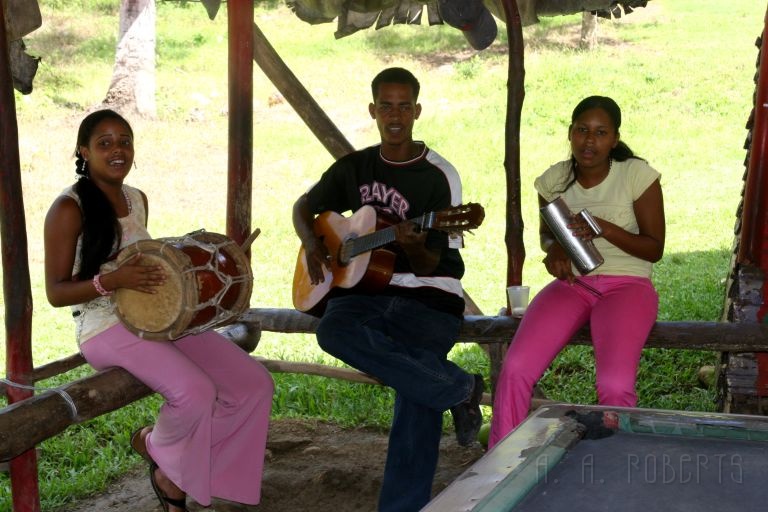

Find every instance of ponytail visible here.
[73,174,120,280]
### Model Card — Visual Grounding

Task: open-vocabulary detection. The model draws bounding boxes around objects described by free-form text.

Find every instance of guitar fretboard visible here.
[343,214,428,261]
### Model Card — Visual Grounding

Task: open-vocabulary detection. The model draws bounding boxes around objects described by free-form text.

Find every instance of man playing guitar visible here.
[292,67,484,512]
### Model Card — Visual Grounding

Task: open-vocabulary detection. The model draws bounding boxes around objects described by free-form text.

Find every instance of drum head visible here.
[114,232,253,341]
[114,239,194,340]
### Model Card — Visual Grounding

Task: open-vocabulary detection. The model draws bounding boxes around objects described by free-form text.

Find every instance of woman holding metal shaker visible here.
[489,96,665,448]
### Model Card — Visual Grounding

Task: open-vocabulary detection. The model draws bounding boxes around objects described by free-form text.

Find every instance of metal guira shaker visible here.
[540,196,604,275]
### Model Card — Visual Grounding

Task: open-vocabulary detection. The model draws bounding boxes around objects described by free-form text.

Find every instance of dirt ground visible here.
[58,418,486,512]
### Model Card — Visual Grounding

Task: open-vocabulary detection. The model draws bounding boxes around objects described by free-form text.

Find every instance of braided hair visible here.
[73,109,133,280]
[555,96,643,194]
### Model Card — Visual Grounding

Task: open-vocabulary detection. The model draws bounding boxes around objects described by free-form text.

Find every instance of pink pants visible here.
[489,275,657,449]
[80,323,274,506]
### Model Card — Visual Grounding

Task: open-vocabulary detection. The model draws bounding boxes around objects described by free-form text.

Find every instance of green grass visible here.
[1,0,766,509]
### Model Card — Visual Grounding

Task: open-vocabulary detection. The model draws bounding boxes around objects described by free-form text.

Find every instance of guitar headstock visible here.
[429,203,485,233]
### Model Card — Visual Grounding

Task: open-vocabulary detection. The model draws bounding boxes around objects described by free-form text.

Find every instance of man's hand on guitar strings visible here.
[394,222,428,248]
[394,222,440,275]
[304,237,333,285]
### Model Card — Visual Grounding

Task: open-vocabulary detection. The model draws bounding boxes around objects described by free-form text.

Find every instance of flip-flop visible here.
[149,462,188,512]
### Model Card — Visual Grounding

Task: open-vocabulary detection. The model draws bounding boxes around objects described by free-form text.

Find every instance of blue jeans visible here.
[317,295,473,512]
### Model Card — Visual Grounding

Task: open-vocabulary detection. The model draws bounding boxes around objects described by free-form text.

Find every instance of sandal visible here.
[129,426,153,464]
[149,462,188,512]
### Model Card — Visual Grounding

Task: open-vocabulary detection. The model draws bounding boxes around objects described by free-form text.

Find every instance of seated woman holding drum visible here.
[43,109,273,512]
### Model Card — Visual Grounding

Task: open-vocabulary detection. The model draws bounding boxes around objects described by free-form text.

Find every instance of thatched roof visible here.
[280,0,648,37]
[200,0,649,38]
[7,0,649,92]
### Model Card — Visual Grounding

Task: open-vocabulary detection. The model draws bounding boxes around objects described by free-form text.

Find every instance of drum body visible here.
[114,231,253,340]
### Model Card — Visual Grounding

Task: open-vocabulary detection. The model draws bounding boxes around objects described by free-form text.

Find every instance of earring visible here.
[79,159,88,176]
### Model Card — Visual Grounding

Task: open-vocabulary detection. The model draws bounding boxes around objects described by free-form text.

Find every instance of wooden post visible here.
[501,0,526,291]
[226,0,254,249]
[721,3,768,415]
[0,2,40,510]
[494,0,526,397]
[737,3,768,272]
[738,5,768,272]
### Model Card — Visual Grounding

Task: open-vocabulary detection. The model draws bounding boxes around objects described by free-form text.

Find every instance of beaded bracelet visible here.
[92,274,112,296]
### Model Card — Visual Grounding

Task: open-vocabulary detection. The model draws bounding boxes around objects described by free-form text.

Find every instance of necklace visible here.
[379,142,426,165]
[122,188,132,214]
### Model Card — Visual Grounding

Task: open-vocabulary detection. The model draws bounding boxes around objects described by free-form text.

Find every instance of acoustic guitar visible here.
[292,203,485,316]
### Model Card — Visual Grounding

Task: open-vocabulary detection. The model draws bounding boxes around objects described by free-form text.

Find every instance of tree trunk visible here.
[580,11,598,50]
[104,0,156,118]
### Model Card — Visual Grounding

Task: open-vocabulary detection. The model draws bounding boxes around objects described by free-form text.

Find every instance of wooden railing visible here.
[3,307,768,463]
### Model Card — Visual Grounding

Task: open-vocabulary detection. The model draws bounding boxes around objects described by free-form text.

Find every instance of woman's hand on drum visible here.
[109,253,166,293]
[542,243,575,283]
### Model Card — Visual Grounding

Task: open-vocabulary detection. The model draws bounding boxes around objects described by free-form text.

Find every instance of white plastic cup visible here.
[507,286,530,318]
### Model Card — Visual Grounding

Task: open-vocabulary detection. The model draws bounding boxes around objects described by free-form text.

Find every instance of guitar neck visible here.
[347,213,428,259]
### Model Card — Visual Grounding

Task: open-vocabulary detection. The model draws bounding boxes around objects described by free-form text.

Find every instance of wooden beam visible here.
[0,325,260,462]
[251,20,354,160]
[240,308,768,352]
[0,354,495,462]
[497,0,526,400]
[4,308,768,461]
[0,367,151,462]
[0,323,261,396]
[9,307,768,397]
